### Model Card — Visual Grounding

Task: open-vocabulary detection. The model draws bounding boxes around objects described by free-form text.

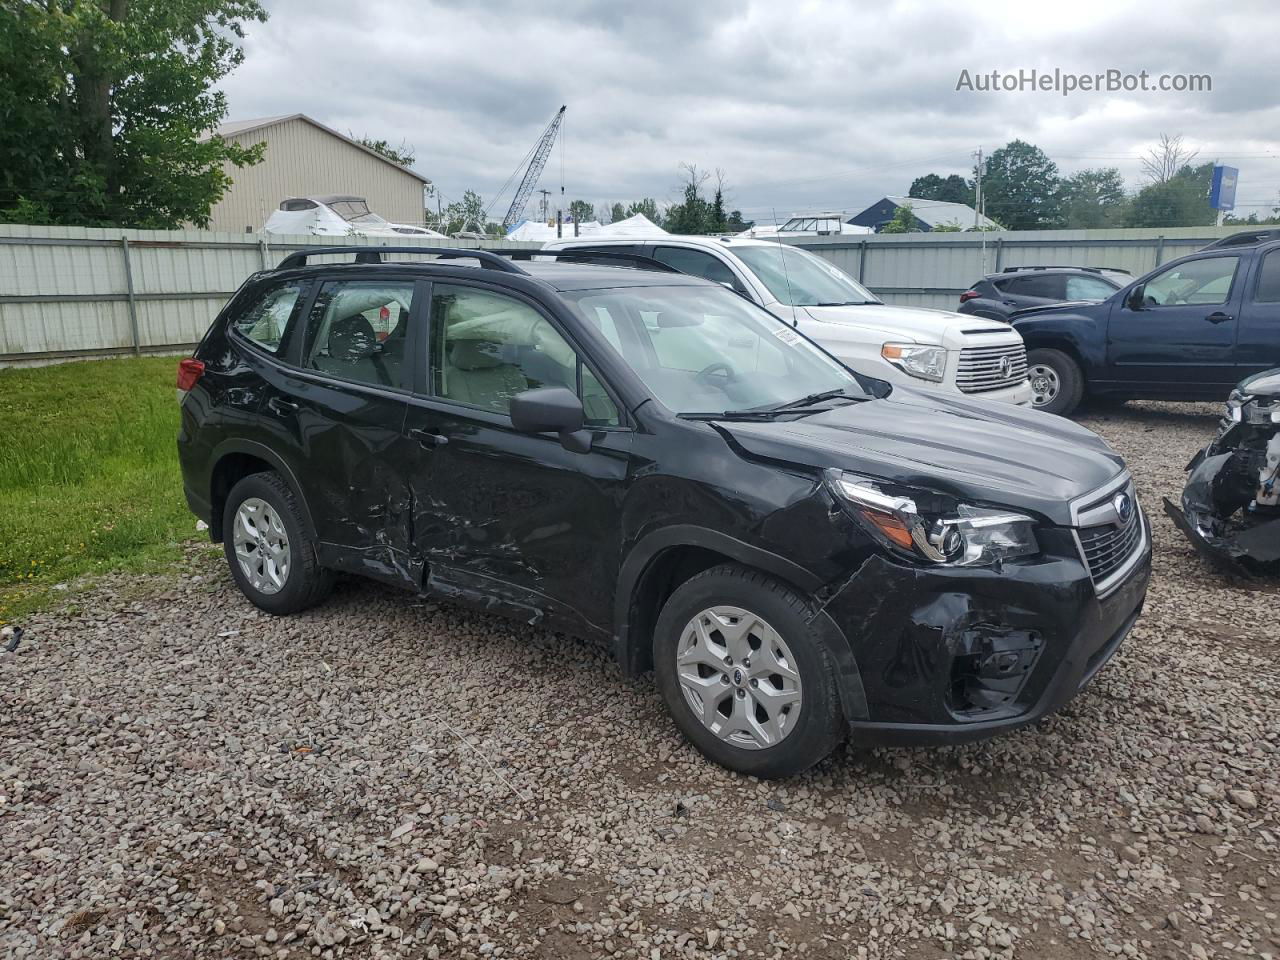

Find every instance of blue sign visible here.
[1210,165,1239,211]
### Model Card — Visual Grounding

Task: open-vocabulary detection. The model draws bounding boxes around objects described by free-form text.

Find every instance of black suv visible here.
[177,246,1151,777]
[959,266,1127,322]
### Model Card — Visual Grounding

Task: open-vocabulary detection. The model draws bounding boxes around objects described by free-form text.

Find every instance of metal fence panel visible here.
[0,227,542,364]
[789,226,1250,309]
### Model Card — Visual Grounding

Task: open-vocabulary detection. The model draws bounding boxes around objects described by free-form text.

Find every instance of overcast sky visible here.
[218,0,1280,223]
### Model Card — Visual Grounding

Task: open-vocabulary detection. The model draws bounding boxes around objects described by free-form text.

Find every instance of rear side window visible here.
[1256,250,1280,303]
[231,282,306,354]
[303,280,415,389]
[1005,274,1064,299]
[652,246,746,293]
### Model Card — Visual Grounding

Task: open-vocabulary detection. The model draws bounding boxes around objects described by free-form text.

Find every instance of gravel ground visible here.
[2,401,1277,960]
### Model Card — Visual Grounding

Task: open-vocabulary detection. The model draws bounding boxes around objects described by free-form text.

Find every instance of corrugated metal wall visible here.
[0,226,538,365]
[790,225,1250,309]
[206,117,427,233]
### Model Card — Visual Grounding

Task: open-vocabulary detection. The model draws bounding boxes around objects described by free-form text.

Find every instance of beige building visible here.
[203,114,430,233]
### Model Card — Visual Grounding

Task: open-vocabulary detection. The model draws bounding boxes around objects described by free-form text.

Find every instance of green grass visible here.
[0,355,197,623]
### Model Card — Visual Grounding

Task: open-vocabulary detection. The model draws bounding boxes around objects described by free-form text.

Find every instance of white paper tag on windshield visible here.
[773,327,801,345]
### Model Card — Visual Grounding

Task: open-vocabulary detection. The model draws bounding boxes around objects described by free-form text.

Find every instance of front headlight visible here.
[881,343,947,382]
[826,470,1039,567]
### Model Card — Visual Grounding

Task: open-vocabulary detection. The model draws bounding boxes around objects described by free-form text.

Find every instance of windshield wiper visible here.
[679,409,824,422]
[813,300,875,306]
[768,388,862,411]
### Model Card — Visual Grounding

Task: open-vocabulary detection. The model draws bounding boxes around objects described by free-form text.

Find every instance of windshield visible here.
[328,199,384,223]
[564,284,868,415]
[731,244,880,307]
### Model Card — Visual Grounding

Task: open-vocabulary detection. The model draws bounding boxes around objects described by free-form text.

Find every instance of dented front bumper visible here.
[820,523,1151,745]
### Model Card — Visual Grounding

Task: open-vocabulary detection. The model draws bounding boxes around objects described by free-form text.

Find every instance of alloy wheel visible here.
[232,497,291,595]
[1028,363,1061,407]
[675,605,803,750]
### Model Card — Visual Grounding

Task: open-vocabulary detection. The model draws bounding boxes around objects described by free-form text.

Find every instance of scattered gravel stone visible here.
[1,401,1276,959]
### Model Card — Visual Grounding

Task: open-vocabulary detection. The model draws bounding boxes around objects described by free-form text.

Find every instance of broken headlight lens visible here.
[881,343,947,382]
[826,470,1039,567]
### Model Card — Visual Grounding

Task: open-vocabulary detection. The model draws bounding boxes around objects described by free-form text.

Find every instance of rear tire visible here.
[222,472,333,615]
[1027,347,1084,416]
[653,564,844,778]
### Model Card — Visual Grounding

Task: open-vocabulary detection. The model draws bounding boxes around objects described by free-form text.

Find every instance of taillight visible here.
[959,290,981,303]
[177,357,205,392]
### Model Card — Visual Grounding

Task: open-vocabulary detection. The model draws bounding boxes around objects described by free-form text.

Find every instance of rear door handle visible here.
[267,397,299,414]
[1205,311,1233,324]
[408,428,449,448]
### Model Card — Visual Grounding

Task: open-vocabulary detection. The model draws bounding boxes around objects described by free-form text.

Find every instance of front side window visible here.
[566,284,865,415]
[1143,256,1240,306]
[430,285,619,426]
[303,280,414,388]
[729,244,878,306]
[231,282,305,354]
[1065,275,1117,300]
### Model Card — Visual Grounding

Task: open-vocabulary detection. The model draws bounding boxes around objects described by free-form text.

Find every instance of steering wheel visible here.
[695,362,737,388]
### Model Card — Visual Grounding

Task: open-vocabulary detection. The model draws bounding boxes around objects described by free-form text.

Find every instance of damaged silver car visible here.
[1165,368,1280,574]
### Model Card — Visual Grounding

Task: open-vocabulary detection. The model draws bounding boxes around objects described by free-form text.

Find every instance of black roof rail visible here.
[275,245,527,273]
[1201,229,1280,250]
[491,249,682,274]
[1000,264,1131,275]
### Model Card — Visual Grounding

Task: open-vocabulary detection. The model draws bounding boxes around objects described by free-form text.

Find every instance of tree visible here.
[1141,134,1197,185]
[1058,167,1128,229]
[353,135,415,168]
[567,199,595,224]
[725,210,751,232]
[1125,162,1215,228]
[878,202,919,234]
[438,189,486,234]
[979,140,1061,230]
[0,0,268,228]
[609,202,627,223]
[664,163,715,234]
[907,173,973,205]
[626,198,660,221]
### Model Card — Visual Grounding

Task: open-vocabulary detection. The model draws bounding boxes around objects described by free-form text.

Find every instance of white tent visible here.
[600,213,668,237]
[505,219,603,242]
[505,212,668,242]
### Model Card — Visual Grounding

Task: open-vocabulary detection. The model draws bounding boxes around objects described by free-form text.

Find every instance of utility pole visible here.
[974,146,987,274]
[538,189,552,223]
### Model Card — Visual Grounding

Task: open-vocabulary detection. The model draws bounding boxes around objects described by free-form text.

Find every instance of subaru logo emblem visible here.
[999,356,1013,378]
[1112,492,1133,523]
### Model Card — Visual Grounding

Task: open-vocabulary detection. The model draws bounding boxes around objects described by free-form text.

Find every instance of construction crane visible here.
[501,106,566,231]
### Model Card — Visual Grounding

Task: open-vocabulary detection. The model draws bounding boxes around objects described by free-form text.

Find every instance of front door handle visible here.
[1205,311,1233,324]
[408,428,449,448]
[267,396,299,414]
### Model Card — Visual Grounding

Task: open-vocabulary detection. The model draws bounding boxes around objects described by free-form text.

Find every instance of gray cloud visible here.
[218,0,1280,222]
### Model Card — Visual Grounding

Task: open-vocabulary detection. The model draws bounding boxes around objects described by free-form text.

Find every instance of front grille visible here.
[1075,483,1143,587]
[955,343,1028,393]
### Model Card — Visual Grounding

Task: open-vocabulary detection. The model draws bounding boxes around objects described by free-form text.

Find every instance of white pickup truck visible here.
[543,234,1033,405]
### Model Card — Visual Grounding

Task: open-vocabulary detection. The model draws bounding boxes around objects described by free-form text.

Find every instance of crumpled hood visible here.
[716,388,1124,525]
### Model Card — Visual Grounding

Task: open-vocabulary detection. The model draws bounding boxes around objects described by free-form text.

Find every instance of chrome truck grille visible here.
[956,343,1028,394]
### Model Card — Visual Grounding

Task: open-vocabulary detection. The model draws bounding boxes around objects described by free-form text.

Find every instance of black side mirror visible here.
[509,387,592,453]
[1126,284,1146,310]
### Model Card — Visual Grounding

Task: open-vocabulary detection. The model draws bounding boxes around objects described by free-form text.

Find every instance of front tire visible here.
[653,565,844,778]
[1027,347,1084,416]
[222,472,333,615]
